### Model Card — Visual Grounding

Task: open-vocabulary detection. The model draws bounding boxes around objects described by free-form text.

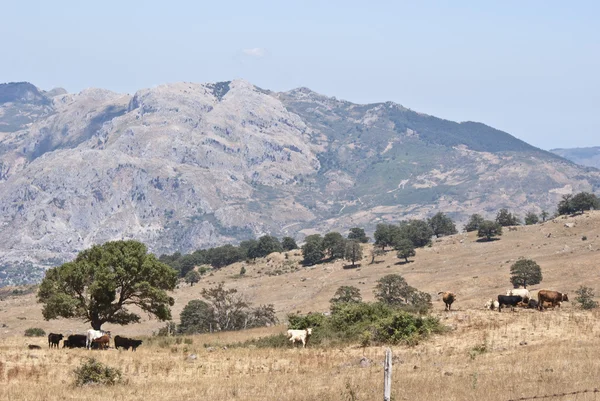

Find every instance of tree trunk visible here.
[405,256,408,263]
[91,320,103,330]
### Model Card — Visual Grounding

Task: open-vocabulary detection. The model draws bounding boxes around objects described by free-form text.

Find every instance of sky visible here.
[1,0,599,150]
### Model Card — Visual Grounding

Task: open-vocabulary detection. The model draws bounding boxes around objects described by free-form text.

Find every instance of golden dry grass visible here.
[2,309,600,401]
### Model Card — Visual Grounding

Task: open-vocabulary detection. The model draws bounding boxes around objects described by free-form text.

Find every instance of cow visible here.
[506,288,530,302]
[65,334,87,349]
[47,333,63,348]
[538,290,569,311]
[286,328,313,348]
[438,291,456,311]
[114,336,143,351]
[86,329,111,350]
[28,344,42,350]
[527,299,539,309]
[497,295,523,312]
[484,299,500,310]
[92,335,110,350]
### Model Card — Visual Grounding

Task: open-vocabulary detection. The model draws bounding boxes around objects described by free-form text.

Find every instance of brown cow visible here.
[92,335,110,350]
[438,291,456,311]
[538,290,569,311]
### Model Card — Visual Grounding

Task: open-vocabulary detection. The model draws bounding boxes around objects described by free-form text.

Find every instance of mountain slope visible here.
[0,80,599,284]
[550,146,600,169]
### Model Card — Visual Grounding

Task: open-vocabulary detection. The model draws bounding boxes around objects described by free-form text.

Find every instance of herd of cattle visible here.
[29,329,143,351]
[439,289,569,312]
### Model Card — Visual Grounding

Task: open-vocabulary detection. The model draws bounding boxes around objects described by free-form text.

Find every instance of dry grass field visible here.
[0,212,599,400]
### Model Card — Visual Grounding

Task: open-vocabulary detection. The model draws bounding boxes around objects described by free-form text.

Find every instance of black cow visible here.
[497,295,523,312]
[48,333,63,348]
[28,344,42,350]
[527,299,539,309]
[65,334,87,348]
[114,335,143,351]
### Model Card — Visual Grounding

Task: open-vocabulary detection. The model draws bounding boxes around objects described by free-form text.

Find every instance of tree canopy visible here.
[330,286,362,305]
[509,258,542,289]
[524,211,539,225]
[344,240,363,267]
[477,220,503,241]
[557,192,599,216]
[37,240,177,330]
[281,237,299,251]
[347,227,369,243]
[496,208,520,226]
[301,234,325,265]
[464,214,484,232]
[427,212,458,238]
[395,239,416,263]
[323,232,346,260]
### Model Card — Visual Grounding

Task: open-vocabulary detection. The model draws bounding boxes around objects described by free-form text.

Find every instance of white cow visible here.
[286,328,313,348]
[484,299,500,310]
[86,329,110,350]
[506,288,530,302]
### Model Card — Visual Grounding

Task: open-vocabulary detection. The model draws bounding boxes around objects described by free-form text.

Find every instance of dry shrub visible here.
[73,358,124,386]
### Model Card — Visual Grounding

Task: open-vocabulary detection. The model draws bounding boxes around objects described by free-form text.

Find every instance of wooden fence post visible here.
[384,347,392,401]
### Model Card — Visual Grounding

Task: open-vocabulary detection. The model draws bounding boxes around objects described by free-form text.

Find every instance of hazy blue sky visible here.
[1,1,598,149]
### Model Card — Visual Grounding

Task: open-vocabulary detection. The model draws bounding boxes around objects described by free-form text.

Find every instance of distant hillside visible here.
[1,79,599,285]
[550,146,600,169]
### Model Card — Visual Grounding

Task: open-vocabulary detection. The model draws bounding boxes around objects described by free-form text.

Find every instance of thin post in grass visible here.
[384,347,392,401]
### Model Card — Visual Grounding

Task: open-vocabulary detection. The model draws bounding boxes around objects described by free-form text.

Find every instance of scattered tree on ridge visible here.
[301,234,325,265]
[323,232,346,260]
[540,210,549,222]
[464,214,485,232]
[427,212,458,238]
[395,238,416,263]
[509,258,542,289]
[330,286,362,305]
[374,274,415,306]
[344,240,363,267]
[184,270,201,286]
[496,208,520,227]
[399,219,434,247]
[37,240,177,330]
[281,237,299,251]
[347,227,369,243]
[477,220,503,241]
[524,211,540,225]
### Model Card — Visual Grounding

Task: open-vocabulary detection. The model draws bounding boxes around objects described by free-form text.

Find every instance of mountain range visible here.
[1,80,599,285]
[550,146,600,169]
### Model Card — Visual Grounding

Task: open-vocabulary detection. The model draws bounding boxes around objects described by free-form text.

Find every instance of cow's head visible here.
[562,294,569,302]
[306,328,313,335]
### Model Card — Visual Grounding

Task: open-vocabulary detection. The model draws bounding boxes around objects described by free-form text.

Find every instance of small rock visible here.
[206,347,215,352]
[187,353,197,360]
[359,357,371,368]
[519,341,528,346]
[444,372,453,376]
[545,368,554,373]
[222,346,228,350]
[413,365,419,370]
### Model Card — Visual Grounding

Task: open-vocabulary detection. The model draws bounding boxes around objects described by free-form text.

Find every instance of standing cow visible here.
[506,288,530,302]
[538,290,569,311]
[497,295,523,312]
[86,329,111,350]
[438,291,456,311]
[47,333,63,348]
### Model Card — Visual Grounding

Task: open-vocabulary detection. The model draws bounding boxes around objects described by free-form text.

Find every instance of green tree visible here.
[178,299,214,334]
[427,212,458,238]
[246,304,278,328]
[395,239,416,263]
[464,214,485,232]
[323,232,346,259]
[347,227,369,243]
[374,274,416,306]
[477,220,503,241]
[496,208,520,226]
[399,219,434,247]
[239,239,259,260]
[344,240,363,267]
[184,270,201,286]
[524,211,540,225]
[330,286,362,305]
[574,286,598,310]
[557,194,574,215]
[570,192,600,214]
[281,237,299,251]
[205,245,245,268]
[239,266,246,276]
[370,247,385,264]
[255,235,283,257]
[540,210,549,222]
[37,240,177,330]
[301,234,325,265]
[201,283,249,331]
[374,223,397,250]
[509,258,542,289]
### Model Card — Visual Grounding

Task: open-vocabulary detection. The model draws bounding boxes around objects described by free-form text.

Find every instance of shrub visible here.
[374,312,442,345]
[73,358,123,386]
[575,286,598,310]
[24,327,45,337]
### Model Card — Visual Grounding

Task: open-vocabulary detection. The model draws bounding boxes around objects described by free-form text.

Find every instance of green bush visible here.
[575,286,599,310]
[287,312,327,330]
[374,312,442,345]
[73,358,124,386]
[24,327,45,337]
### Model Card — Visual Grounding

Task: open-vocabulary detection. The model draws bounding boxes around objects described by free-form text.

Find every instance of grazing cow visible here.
[506,288,531,302]
[28,344,42,350]
[484,299,500,310]
[438,291,456,311]
[47,333,63,348]
[286,328,313,348]
[92,335,110,350]
[538,290,569,311]
[497,295,523,312]
[86,329,111,350]
[114,336,143,351]
[527,299,539,309]
[65,334,87,348]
